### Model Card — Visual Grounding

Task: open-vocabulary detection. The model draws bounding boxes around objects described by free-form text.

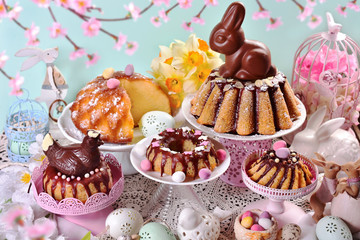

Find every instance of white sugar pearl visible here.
[55,176,58,179]
[77,177,81,181]
[71,176,75,179]
[95,168,99,173]
[57,172,61,176]
[100,168,104,172]
[84,173,90,178]
[90,171,94,175]
[61,175,66,179]
[66,177,70,182]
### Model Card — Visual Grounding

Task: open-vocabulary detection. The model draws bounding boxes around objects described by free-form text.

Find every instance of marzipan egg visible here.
[140,111,175,137]
[105,208,143,238]
[139,222,176,240]
[316,216,352,240]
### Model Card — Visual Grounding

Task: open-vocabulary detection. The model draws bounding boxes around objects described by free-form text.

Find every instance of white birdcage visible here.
[291,12,360,129]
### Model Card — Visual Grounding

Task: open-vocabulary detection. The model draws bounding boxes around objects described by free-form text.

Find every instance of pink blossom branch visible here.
[255,0,266,11]
[166,3,179,15]
[194,4,207,18]
[0,68,12,80]
[292,0,305,11]
[1,0,27,30]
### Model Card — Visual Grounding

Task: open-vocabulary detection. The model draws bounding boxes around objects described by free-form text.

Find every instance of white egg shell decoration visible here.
[138,222,176,240]
[140,111,175,137]
[105,208,144,239]
[177,207,220,240]
[316,216,353,240]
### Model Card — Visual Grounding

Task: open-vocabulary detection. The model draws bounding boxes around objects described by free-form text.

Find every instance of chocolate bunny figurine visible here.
[210,2,276,81]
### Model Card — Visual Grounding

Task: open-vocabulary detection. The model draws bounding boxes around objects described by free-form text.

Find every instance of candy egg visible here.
[258,218,273,230]
[140,111,175,137]
[241,216,254,229]
[316,216,352,240]
[273,140,287,150]
[275,147,290,159]
[140,159,152,171]
[251,224,265,231]
[125,64,134,76]
[107,78,120,89]
[102,67,114,79]
[216,149,227,162]
[198,168,212,180]
[259,211,271,219]
[172,171,186,183]
[241,211,253,220]
[139,222,176,240]
[105,208,143,239]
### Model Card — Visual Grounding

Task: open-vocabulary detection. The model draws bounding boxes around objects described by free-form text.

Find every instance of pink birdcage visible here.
[291,12,360,129]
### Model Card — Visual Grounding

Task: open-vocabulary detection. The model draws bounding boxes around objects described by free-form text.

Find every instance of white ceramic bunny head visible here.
[15,47,58,71]
[291,106,360,165]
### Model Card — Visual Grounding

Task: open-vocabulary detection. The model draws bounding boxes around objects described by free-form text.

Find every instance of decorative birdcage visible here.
[4,91,49,162]
[291,12,360,129]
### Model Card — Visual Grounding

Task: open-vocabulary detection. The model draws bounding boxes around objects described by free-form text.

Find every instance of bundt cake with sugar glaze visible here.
[146,127,219,178]
[247,149,313,190]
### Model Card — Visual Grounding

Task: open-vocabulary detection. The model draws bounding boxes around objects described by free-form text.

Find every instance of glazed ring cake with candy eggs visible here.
[70,65,171,144]
[190,2,301,136]
[145,127,225,179]
[42,130,113,203]
[246,141,313,190]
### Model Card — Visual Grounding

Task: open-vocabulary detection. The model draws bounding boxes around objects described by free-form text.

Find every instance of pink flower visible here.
[336,5,347,17]
[7,2,22,20]
[182,21,193,32]
[0,51,9,68]
[32,0,50,8]
[178,0,192,9]
[307,15,322,29]
[297,6,313,21]
[81,17,101,37]
[86,53,100,67]
[276,0,286,2]
[192,16,205,25]
[307,0,316,7]
[0,2,7,18]
[24,23,40,46]
[347,2,360,11]
[3,205,29,228]
[69,48,86,60]
[25,219,56,239]
[124,2,141,21]
[252,10,270,20]
[71,0,91,14]
[150,16,162,27]
[158,9,169,22]
[204,0,218,6]
[125,41,139,56]
[48,22,67,38]
[9,73,24,96]
[55,0,71,8]
[266,17,283,31]
[114,32,127,50]
[153,0,170,6]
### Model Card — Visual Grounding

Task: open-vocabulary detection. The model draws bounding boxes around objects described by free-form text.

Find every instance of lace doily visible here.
[0,133,9,164]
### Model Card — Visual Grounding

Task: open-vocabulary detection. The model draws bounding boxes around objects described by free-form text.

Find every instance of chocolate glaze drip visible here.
[146,128,218,178]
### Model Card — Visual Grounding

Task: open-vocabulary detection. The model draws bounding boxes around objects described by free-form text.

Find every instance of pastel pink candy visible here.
[166,128,175,132]
[259,211,271,219]
[275,147,290,159]
[140,159,152,171]
[107,78,120,89]
[273,140,287,150]
[216,149,227,162]
[251,224,265,231]
[241,211,253,220]
[125,64,134,76]
[194,130,202,135]
[199,168,211,180]
[152,141,160,147]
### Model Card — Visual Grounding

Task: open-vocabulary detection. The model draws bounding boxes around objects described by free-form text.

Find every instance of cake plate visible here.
[182,95,307,187]
[130,135,230,223]
[241,150,318,239]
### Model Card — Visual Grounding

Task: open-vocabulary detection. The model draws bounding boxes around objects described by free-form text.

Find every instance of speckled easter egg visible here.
[105,208,143,238]
[139,111,175,137]
[139,222,176,240]
[277,223,301,240]
[316,216,352,240]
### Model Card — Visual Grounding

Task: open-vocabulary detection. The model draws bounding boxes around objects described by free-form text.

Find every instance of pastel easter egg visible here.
[105,208,143,239]
[241,216,254,229]
[316,216,352,240]
[139,222,176,240]
[273,140,287,150]
[241,211,253,220]
[172,171,186,183]
[10,141,31,155]
[275,147,290,159]
[107,78,120,89]
[259,211,271,219]
[198,168,212,180]
[277,223,301,240]
[258,218,273,230]
[125,64,134,76]
[140,159,152,171]
[216,149,227,162]
[102,67,115,79]
[140,111,175,137]
[251,224,265,231]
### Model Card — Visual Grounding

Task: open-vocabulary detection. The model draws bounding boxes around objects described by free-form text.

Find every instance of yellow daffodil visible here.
[20,172,31,184]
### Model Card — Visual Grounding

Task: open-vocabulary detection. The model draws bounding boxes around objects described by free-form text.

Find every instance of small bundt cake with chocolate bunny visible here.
[191,2,301,136]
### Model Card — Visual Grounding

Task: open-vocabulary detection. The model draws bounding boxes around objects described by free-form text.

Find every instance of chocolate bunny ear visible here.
[221,2,245,30]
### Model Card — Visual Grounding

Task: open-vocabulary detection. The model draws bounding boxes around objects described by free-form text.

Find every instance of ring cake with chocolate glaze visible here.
[42,130,113,203]
[145,127,219,178]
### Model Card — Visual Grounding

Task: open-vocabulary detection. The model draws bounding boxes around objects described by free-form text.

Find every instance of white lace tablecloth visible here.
[0,131,311,239]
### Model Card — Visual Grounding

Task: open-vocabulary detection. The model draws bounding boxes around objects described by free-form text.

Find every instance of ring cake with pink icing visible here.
[145,127,220,178]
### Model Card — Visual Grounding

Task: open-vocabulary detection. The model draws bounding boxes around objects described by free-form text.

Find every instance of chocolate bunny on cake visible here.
[209,2,276,81]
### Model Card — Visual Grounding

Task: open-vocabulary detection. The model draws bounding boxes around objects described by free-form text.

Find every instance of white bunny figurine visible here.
[15,47,68,109]
[291,106,360,166]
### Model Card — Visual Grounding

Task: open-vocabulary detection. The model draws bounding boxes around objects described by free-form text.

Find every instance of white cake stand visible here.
[130,135,230,221]
[241,150,319,239]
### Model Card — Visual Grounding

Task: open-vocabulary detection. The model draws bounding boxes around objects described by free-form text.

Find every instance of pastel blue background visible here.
[1,0,360,130]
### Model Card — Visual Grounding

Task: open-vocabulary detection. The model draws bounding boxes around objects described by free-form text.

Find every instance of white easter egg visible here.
[140,111,175,137]
[139,222,176,240]
[105,208,143,238]
[316,216,353,240]
[278,223,301,240]
[172,171,186,183]
[178,208,202,230]
[258,218,273,230]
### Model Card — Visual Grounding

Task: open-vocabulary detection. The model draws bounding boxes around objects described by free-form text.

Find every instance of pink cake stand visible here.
[181,95,307,187]
[32,153,124,236]
[241,150,318,239]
